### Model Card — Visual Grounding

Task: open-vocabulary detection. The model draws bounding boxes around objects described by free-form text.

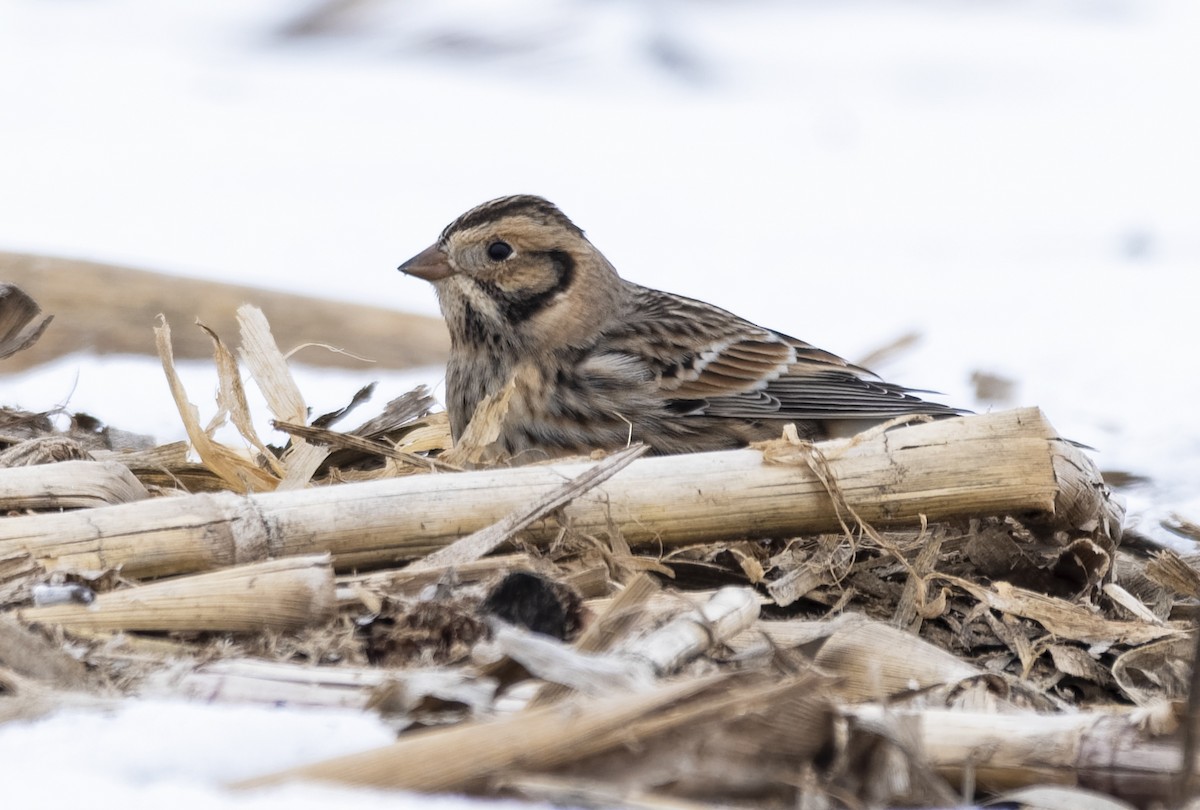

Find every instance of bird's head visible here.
[398,195,623,350]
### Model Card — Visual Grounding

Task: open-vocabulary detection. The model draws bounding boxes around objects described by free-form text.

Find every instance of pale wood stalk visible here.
[407,443,646,572]
[489,586,760,703]
[336,553,538,607]
[0,409,1120,579]
[848,705,1199,804]
[529,573,661,708]
[621,585,760,676]
[234,671,825,794]
[140,657,496,714]
[0,460,149,510]
[234,674,725,791]
[16,554,335,633]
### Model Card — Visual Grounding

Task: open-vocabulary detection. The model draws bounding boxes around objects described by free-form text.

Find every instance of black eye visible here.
[486,241,513,261]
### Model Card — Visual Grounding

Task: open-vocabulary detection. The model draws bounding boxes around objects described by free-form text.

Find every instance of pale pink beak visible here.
[397,244,453,281]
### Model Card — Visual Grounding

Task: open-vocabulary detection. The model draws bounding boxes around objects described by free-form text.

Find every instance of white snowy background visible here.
[1,0,1197,806]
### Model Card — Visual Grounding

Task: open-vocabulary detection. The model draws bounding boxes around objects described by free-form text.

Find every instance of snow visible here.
[0,698,536,809]
[0,0,1198,803]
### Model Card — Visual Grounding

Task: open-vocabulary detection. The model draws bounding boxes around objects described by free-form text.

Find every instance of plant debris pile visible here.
[1,283,1197,808]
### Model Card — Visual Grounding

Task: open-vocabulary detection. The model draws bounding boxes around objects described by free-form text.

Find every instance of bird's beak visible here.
[397,244,453,281]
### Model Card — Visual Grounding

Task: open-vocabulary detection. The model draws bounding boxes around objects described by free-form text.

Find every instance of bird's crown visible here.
[439,195,584,245]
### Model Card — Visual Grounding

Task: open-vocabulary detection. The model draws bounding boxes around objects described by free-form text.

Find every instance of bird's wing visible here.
[612,287,961,421]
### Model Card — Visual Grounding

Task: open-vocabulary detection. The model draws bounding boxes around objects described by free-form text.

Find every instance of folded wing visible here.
[618,287,963,422]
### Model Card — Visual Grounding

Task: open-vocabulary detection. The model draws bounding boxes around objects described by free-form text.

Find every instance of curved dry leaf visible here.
[0,283,53,360]
[398,412,453,455]
[197,320,285,478]
[1111,635,1195,705]
[814,618,981,700]
[1145,549,1200,599]
[938,574,1181,646]
[155,316,278,492]
[236,305,307,426]
[1045,644,1114,688]
[235,305,331,486]
[917,585,950,619]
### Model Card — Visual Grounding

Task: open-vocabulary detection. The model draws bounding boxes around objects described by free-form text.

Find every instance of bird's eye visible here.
[486,241,513,261]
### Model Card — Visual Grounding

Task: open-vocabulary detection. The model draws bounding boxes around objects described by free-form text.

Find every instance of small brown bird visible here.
[398,195,961,460]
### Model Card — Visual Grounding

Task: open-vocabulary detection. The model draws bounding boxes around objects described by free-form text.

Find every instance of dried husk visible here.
[235,670,833,799]
[156,316,278,492]
[17,554,336,633]
[848,704,1200,803]
[1112,635,1196,705]
[938,575,1181,646]
[6,284,1186,807]
[813,617,983,700]
[488,586,760,702]
[140,656,498,717]
[0,283,52,360]
[0,460,149,510]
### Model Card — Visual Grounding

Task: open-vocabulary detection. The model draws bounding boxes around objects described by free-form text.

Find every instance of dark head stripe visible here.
[440,195,584,244]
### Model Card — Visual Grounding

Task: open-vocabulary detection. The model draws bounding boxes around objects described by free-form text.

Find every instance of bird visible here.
[398,195,962,461]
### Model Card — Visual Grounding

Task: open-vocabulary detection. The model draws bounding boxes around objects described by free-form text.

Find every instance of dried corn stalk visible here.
[0,409,1122,579]
[0,460,149,510]
[18,555,336,633]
